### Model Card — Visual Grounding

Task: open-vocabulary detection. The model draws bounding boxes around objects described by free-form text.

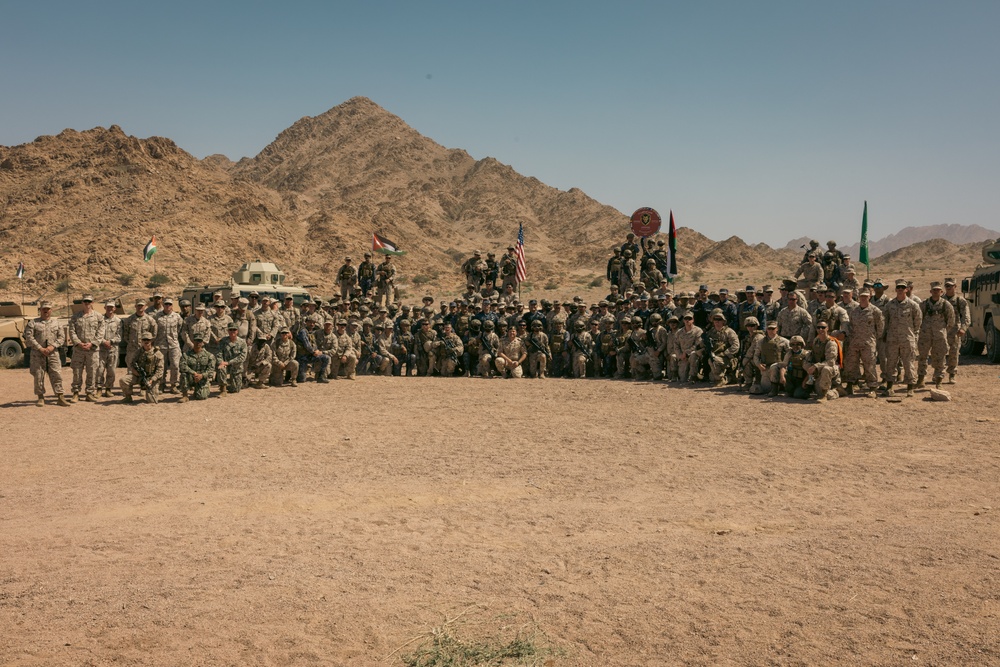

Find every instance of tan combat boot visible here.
[85,392,98,402]
[71,391,79,403]
[56,393,70,407]
[915,375,925,389]
[178,393,189,403]
[906,383,915,398]
[36,395,44,407]
[219,385,228,397]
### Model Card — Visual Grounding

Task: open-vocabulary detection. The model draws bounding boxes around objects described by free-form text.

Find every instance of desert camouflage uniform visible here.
[98,311,122,392]
[752,333,789,392]
[808,336,841,399]
[372,331,395,375]
[69,309,105,397]
[280,305,301,332]
[154,310,183,391]
[434,330,464,376]
[120,346,164,403]
[375,262,396,309]
[270,337,299,386]
[247,338,275,387]
[741,329,765,386]
[777,305,814,344]
[814,302,850,336]
[917,296,955,384]
[496,335,528,378]
[883,297,922,386]
[478,331,501,377]
[794,261,823,292]
[567,329,593,378]
[207,312,234,355]
[329,331,358,379]
[123,311,157,368]
[416,326,438,376]
[525,330,550,378]
[843,302,883,391]
[182,314,212,351]
[671,325,703,382]
[706,325,740,384]
[943,293,971,378]
[25,314,66,399]
[255,307,281,343]
[337,262,357,301]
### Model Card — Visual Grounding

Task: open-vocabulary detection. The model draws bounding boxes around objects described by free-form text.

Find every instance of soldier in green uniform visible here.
[120,332,164,404]
[179,334,216,402]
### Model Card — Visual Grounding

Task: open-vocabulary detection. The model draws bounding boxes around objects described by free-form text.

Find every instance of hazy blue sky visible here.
[3,1,998,246]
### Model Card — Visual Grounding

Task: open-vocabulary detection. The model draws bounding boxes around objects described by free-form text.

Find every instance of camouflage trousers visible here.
[885,334,918,384]
[615,350,630,378]
[494,357,523,378]
[677,351,701,382]
[371,354,393,376]
[844,339,879,388]
[631,351,660,380]
[708,354,736,384]
[417,351,435,376]
[218,363,245,393]
[438,356,459,376]
[393,353,416,376]
[270,360,299,386]
[158,345,181,390]
[527,352,548,378]
[375,284,393,309]
[478,353,495,377]
[812,363,840,396]
[571,352,588,378]
[30,349,64,397]
[185,376,213,400]
[70,346,99,394]
[330,353,357,379]
[339,279,355,301]
[946,331,961,377]
[249,359,272,385]
[917,330,949,382]
[97,344,118,391]
[120,374,158,403]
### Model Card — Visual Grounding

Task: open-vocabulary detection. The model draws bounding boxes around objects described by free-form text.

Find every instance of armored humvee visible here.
[181,261,313,307]
[960,238,1000,363]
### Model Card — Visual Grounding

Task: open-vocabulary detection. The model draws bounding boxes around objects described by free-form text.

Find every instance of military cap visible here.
[226,322,239,330]
[359,305,370,313]
[255,331,269,341]
[622,250,632,257]
[930,281,943,290]
[195,303,206,310]
[238,297,249,305]
[313,297,324,305]
[562,301,572,307]
[744,317,759,327]
[762,285,773,292]
[657,239,665,245]
[230,292,240,300]
[213,291,223,297]
[278,327,290,334]
[667,315,679,323]
[944,278,956,287]
[719,288,729,295]
[364,252,372,257]
[789,335,805,345]
[711,308,725,319]
[378,306,388,313]
[845,266,856,274]
[372,321,384,329]
[105,300,116,308]
[163,297,174,305]
[192,333,206,342]
[135,299,147,307]
[82,294,94,302]
[249,291,260,297]
[336,319,348,326]
[39,300,54,309]
[505,303,516,310]
[448,301,457,307]
[303,315,318,324]
[214,303,225,308]
[699,284,709,291]
[631,316,643,326]
[153,292,164,298]
[361,318,373,327]
[260,295,271,302]
[344,256,352,261]
[682,313,694,319]
[179,298,192,306]
[487,252,495,257]
[473,250,481,256]
[284,295,294,300]
[859,289,872,297]
[528,299,537,305]
[840,287,853,294]
[744,285,755,293]
[766,320,778,328]
[639,295,649,301]
[598,300,608,307]
[895,279,908,288]
[507,245,515,250]
[812,282,825,291]
[140,331,154,341]
[540,299,551,307]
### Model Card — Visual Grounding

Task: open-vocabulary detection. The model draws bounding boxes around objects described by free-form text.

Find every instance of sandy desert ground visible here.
[1,359,998,666]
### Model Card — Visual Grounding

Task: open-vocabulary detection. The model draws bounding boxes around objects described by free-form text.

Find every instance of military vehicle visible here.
[181,261,313,307]
[960,238,1000,363]
[0,302,72,366]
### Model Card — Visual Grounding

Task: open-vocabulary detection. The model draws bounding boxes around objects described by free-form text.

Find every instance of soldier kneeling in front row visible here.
[120,332,164,404]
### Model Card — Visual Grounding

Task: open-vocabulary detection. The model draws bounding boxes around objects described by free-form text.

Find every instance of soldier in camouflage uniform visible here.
[357,252,376,298]
[496,324,528,378]
[218,322,249,394]
[778,335,811,399]
[183,303,212,351]
[375,255,396,309]
[179,334,216,401]
[328,320,358,379]
[392,319,416,376]
[69,294,105,402]
[740,317,764,391]
[296,316,330,383]
[753,321,789,395]
[269,328,299,387]
[567,319,593,378]
[337,256,358,301]
[433,322,464,376]
[524,319,551,378]
[98,300,122,397]
[25,301,69,406]
[706,310,740,386]
[256,299,281,345]
[882,279,922,396]
[814,288,850,336]
[776,292,813,344]
[842,289,884,397]
[672,313,703,383]
[247,332,274,388]
[942,278,971,383]
[916,282,955,389]
[207,303,233,355]
[120,332,164,404]
[795,253,823,292]
[123,299,158,369]
[370,322,396,375]
[415,318,438,376]
[154,297,183,393]
[478,320,501,377]
[805,322,841,402]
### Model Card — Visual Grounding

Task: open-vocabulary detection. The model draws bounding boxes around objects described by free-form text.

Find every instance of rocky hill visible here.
[0,98,991,305]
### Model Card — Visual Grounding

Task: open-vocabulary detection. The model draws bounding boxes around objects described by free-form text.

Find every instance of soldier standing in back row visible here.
[154,297,183,394]
[123,299,157,368]
[916,282,955,390]
[357,253,376,298]
[98,300,122,398]
[25,301,69,406]
[337,256,357,301]
[942,278,971,384]
[69,294,105,402]
[375,254,396,309]
[842,289,883,398]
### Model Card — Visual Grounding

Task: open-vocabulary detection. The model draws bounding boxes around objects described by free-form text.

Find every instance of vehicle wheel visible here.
[987,317,1000,363]
[960,330,985,356]
[1,339,23,360]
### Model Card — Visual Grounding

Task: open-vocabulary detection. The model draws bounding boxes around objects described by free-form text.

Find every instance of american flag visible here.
[515,223,526,283]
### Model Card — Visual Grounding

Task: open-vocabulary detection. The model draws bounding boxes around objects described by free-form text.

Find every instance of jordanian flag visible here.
[143,236,157,262]
[373,232,406,256]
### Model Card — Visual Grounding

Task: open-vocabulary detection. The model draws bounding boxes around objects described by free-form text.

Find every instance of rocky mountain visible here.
[0,97,991,305]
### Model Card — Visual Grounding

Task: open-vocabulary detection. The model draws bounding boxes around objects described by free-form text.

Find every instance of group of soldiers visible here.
[24,235,972,405]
